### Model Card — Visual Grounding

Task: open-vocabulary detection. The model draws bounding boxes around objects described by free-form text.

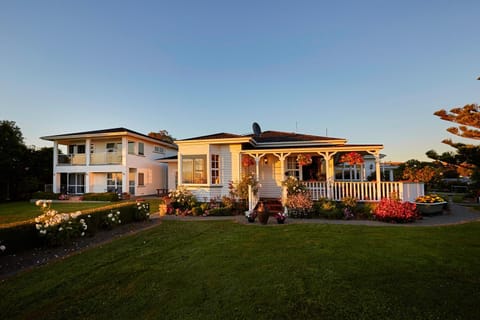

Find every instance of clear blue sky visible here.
[1,0,478,161]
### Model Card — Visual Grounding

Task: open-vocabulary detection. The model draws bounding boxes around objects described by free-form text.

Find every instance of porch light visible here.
[264,157,268,165]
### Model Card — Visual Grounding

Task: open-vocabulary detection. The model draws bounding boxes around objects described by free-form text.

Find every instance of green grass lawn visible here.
[1,221,479,319]
[0,199,163,225]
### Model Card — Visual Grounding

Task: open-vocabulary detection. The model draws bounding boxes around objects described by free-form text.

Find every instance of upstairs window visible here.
[138,142,144,156]
[153,146,165,154]
[128,141,135,155]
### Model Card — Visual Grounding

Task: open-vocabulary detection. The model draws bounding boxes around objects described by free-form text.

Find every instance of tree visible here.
[0,121,53,201]
[148,130,175,144]
[0,121,27,200]
[428,103,480,187]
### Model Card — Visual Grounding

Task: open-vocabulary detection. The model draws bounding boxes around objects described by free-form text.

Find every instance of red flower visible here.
[340,152,364,165]
[242,155,255,167]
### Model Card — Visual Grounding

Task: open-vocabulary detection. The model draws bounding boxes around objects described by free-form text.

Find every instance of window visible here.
[138,172,145,186]
[286,156,300,178]
[77,145,85,154]
[67,173,85,194]
[153,146,165,154]
[106,143,119,152]
[211,154,220,184]
[182,155,207,184]
[68,144,85,154]
[138,142,144,156]
[107,173,123,193]
[128,141,135,154]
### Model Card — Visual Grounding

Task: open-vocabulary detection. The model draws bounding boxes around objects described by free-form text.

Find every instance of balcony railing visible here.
[90,152,122,165]
[57,152,122,166]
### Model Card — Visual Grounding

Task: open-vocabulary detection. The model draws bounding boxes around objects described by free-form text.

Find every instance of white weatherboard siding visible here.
[44,128,177,196]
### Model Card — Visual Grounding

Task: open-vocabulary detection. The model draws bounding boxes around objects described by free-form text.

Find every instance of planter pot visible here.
[415,202,447,216]
[258,212,269,225]
[277,218,285,224]
[247,217,256,223]
[159,204,168,216]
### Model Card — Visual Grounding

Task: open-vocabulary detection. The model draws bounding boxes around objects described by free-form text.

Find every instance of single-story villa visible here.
[162,123,423,208]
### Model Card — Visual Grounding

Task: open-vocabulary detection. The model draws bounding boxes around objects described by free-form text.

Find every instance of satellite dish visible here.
[252,122,262,137]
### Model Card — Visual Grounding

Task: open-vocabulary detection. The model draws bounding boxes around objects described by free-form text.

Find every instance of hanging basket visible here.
[296,154,312,166]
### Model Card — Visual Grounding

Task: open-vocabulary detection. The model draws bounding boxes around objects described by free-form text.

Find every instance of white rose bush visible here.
[35,200,88,246]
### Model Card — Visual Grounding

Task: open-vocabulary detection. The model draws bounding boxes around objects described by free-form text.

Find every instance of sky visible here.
[1,0,479,162]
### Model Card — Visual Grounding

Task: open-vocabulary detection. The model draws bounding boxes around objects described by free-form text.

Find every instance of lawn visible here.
[1,221,479,319]
[0,199,163,225]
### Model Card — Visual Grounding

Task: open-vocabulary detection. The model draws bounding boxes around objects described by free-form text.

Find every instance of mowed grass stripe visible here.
[1,221,479,319]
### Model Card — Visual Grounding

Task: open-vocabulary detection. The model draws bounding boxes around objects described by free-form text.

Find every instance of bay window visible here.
[182,155,207,184]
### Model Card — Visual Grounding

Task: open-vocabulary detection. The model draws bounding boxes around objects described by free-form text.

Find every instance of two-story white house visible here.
[42,128,177,196]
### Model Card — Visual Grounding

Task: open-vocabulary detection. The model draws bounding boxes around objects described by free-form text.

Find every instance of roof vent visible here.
[252,122,262,137]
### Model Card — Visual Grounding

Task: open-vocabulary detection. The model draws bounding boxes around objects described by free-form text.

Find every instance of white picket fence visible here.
[303,181,424,202]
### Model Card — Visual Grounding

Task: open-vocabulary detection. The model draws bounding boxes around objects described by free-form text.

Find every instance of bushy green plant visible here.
[169,187,197,211]
[236,174,259,200]
[208,207,233,216]
[34,200,88,246]
[82,192,120,202]
[134,201,150,221]
[312,198,343,219]
[102,209,122,229]
[31,191,61,200]
[282,176,307,195]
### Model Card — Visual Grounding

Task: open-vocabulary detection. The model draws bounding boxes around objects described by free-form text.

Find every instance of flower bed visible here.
[415,194,447,216]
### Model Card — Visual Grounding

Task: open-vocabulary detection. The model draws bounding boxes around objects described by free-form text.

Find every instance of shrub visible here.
[169,187,197,211]
[312,199,342,219]
[282,176,307,195]
[101,210,122,230]
[31,191,61,200]
[82,192,120,202]
[374,198,420,223]
[134,201,150,221]
[208,207,233,216]
[34,200,89,246]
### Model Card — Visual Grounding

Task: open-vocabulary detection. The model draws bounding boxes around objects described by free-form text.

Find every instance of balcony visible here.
[91,152,122,165]
[57,152,122,166]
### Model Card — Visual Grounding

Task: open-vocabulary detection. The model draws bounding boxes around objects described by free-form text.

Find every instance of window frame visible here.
[182,155,207,184]
[211,154,220,185]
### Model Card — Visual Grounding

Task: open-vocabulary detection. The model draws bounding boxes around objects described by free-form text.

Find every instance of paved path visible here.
[157,202,480,227]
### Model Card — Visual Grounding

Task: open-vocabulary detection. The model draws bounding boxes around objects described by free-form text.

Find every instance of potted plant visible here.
[275,212,287,224]
[245,210,257,223]
[415,194,447,215]
[256,201,269,225]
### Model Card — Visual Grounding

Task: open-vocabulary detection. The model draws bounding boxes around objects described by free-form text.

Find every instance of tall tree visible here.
[428,103,480,186]
[0,121,27,200]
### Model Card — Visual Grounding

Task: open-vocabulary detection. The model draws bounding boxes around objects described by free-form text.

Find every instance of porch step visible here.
[261,199,284,214]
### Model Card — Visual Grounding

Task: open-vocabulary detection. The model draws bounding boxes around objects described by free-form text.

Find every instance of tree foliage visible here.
[433,104,480,140]
[429,103,480,186]
[148,130,175,144]
[0,120,53,201]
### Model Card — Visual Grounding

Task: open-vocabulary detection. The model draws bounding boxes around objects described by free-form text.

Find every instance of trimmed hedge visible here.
[31,191,61,200]
[0,201,148,255]
[208,207,233,216]
[82,192,120,202]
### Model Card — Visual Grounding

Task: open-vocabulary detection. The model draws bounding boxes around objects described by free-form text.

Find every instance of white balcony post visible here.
[375,154,381,200]
[86,138,91,166]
